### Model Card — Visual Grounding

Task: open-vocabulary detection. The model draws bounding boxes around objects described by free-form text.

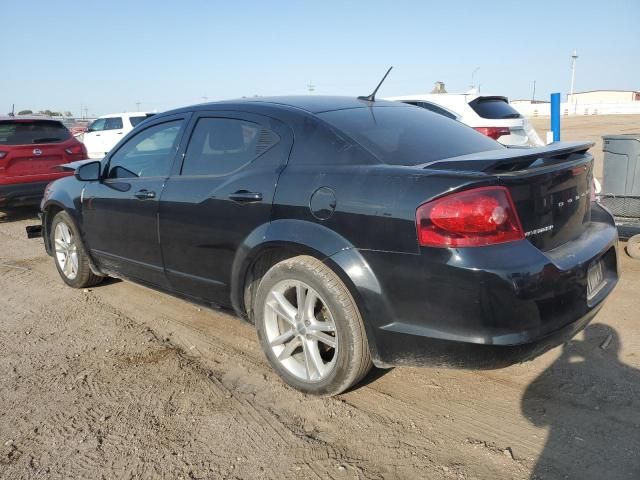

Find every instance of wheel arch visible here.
[42,197,102,276]
[41,200,68,256]
[231,219,388,361]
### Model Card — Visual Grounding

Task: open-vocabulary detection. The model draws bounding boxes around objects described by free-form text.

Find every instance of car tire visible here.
[50,210,103,288]
[626,234,640,260]
[254,255,372,396]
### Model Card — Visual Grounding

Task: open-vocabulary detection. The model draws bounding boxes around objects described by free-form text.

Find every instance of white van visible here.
[82,112,154,159]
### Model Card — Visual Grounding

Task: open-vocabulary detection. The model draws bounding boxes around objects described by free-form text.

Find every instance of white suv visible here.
[82,112,154,159]
[386,94,543,146]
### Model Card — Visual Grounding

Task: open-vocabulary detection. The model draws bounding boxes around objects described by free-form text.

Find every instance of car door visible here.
[83,118,106,158]
[82,114,190,288]
[159,111,293,305]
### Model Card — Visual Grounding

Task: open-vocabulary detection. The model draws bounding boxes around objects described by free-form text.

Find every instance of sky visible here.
[2,0,639,117]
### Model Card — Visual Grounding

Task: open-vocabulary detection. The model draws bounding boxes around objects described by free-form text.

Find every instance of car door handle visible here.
[228,190,262,203]
[134,189,156,200]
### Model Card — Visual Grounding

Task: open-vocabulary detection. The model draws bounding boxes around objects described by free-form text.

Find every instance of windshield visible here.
[318,106,501,166]
[0,120,71,145]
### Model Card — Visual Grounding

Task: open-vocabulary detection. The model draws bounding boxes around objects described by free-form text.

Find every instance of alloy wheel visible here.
[263,280,338,382]
[54,222,79,280]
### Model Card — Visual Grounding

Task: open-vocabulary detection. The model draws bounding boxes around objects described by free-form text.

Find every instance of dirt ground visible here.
[2,117,640,480]
[529,114,640,181]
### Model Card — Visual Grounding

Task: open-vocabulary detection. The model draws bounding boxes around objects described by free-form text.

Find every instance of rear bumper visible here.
[352,207,619,369]
[0,181,50,207]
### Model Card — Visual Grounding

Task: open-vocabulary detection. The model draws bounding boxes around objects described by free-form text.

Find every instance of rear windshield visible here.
[129,114,154,127]
[0,120,70,145]
[469,97,522,119]
[317,106,501,166]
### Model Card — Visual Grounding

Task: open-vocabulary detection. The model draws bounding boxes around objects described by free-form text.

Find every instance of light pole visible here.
[570,49,578,112]
[307,81,315,95]
[471,67,480,91]
[531,80,536,103]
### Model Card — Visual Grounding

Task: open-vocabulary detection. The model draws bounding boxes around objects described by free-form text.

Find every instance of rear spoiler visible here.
[420,141,594,173]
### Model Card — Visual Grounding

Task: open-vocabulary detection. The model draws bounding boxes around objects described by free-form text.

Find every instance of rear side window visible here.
[104,117,123,130]
[318,106,501,166]
[417,102,458,120]
[469,97,522,119]
[0,120,70,145]
[181,118,279,176]
[401,101,457,120]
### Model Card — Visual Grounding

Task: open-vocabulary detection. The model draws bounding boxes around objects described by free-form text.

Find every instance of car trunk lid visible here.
[422,142,595,251]
[1,143,65,179]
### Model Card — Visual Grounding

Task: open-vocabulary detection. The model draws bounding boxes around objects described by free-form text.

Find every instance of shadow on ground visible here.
[0,206,40,223]
[522,323,640,480]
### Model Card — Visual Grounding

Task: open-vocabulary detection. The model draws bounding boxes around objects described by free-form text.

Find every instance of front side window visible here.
[104,117,124,130]
[106,120,182,179]
[88,118,106,132]
[181,118,278,176]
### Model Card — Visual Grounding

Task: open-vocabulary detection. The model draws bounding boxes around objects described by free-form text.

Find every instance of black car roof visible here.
[235,96,405,113]
[165,96,407,117]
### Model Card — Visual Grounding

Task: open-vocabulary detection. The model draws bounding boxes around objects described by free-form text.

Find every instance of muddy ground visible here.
[2,116,640,480]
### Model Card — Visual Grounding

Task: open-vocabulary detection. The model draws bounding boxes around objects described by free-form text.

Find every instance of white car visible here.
[81,112,154,159]
[386,94,543,146]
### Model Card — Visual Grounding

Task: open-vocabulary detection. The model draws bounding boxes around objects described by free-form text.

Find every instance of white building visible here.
[567,90,640,104]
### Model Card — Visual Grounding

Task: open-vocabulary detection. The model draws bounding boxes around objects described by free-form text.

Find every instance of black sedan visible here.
[39,96,619,395]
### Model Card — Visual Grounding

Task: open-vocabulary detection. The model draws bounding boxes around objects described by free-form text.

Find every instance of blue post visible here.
[550,92,561,142]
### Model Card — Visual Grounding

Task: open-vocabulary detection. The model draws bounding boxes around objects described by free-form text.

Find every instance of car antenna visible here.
[358,66,393,102]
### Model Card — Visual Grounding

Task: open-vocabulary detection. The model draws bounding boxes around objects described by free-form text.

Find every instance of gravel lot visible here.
[1,116,640,480]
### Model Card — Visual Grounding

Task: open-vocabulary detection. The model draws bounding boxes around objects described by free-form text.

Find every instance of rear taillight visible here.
[416,186,524,247]
[473,127,511,140]
[65,144,87,157]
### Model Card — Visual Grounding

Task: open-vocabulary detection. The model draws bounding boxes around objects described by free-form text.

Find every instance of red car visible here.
[0,117,87,207]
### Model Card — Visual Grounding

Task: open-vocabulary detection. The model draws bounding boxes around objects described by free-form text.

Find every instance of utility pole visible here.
[570,49,578,109]
[531,80,536,103]
[307,81,315,95]
[135,101,142,112]
[470,67,480,91]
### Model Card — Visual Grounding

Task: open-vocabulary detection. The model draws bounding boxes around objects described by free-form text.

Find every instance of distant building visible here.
[511,100,550,106]
[430,81,447,94]
[567,90,640,104]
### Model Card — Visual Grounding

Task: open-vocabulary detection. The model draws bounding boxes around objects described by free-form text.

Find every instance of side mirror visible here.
[74,161,101,181]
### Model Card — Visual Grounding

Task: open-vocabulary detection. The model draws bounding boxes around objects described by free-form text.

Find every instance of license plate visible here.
[587,260,606,300]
